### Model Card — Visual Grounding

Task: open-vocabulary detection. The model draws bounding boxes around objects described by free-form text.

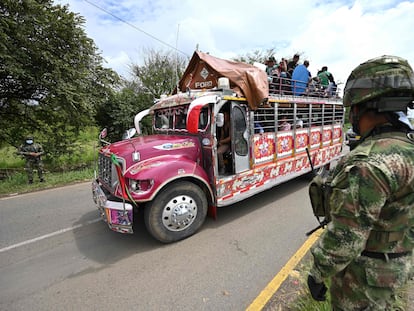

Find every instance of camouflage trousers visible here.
[330,254,413,310]
[25,159,44,182]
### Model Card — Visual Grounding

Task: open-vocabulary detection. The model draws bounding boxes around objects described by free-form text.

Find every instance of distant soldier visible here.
[307,55,414,310]
[18,136,45,183]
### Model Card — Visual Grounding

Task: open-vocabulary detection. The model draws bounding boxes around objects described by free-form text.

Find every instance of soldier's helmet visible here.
[343,55,414,108]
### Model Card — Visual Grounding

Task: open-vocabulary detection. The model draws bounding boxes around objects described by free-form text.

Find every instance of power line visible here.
[82,0,189,57]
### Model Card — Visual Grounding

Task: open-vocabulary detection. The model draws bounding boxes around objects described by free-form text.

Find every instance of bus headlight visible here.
[130,179,154,192]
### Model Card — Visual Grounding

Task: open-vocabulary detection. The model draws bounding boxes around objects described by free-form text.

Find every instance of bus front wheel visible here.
[144,181,208,243]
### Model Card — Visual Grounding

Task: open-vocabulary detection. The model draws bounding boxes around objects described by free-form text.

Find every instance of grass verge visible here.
[0,167,95,197]
[266,252,410,310]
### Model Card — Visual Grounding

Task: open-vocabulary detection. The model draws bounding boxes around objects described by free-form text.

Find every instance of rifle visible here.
[306,219,329,236]
[19,151,43,157]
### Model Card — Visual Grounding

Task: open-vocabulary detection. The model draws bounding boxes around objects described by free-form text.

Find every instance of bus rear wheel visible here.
[144,181,208,243]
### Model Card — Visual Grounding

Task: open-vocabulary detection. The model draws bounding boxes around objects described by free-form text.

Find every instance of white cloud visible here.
[56,0,414,89]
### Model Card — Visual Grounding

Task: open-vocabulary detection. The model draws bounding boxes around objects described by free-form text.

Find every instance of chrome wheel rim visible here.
[162,195,197,231]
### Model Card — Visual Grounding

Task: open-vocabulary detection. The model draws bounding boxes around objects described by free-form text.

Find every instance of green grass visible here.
[289,290,331,311]
[0,167,95,196]
[284,260,408,311]
[0,145,26,169]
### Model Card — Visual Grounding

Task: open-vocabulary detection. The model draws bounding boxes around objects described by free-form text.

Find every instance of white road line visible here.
[0,218,101,253]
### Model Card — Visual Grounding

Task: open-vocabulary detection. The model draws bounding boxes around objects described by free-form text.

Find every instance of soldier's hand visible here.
[307,274,327,301]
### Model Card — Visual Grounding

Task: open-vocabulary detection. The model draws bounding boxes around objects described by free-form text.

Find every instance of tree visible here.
[232,48,279,64]
[95,81,153,142]
[232,48,303,65]
[0,0,118,157]
[130,48,188,98]
[95,49,188,141]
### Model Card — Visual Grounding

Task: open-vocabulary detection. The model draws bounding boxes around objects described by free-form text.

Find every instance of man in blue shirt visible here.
[292,60,311,96]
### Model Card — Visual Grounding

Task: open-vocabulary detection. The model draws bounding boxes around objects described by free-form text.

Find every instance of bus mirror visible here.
[122,128,137,140]
[217,113,224,127]
[99,128,107,139]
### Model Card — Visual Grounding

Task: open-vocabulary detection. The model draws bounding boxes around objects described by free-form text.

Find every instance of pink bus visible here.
[92,51,344,243]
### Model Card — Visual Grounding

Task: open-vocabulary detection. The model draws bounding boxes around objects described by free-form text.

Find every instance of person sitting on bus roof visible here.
[292,60,311,96]
[265,56,278,78]
[278,58,290,94]
[317,66,336,97]
[266,56,280,93]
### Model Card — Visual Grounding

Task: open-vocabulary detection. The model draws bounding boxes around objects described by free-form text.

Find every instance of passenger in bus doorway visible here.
[218,110,231,175]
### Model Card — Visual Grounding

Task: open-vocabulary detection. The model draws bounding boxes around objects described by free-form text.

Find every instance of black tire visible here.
[144,181,208,243]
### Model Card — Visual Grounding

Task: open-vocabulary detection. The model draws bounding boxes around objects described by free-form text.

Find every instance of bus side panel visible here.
[276,130,294,158]
[252,132,276,165]
[216,142,342,204]
[310,127,322,149]
[295,128,309,154]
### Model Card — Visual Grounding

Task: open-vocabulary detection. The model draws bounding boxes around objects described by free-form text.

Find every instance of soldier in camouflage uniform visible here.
[307,55,414,310]
[18,136,45,184]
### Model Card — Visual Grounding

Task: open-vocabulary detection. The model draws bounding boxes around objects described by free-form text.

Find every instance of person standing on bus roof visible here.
[265,56,278,78]
[287,54,300,79]
[292,60,311,96]
[317,66,336,96]
[307,55,414,310]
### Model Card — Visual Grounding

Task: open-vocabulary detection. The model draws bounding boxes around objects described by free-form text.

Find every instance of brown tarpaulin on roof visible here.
[174,51,269,110]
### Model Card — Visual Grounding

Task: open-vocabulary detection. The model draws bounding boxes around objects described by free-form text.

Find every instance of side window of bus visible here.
[233,106,248,156]
[324,105,334,125]
[278,105,294,131]
[198,107,210,130]
[297,106,310,128]
[311,104,323,126]
[254,103,275,133]
[334,105,344,124]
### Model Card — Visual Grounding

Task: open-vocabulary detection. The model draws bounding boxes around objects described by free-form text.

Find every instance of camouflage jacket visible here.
[310,129,414,282]
[18,143,44,159]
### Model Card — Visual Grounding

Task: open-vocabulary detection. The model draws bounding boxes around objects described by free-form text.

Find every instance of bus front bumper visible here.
[92,180,134,234]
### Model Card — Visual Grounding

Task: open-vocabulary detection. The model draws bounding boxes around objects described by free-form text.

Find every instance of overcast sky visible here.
[55,0,414,94]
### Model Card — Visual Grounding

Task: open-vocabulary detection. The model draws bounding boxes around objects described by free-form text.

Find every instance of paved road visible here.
[0,178,317,310]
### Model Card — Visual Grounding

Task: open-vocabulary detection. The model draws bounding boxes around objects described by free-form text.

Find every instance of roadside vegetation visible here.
[0,127,98,196]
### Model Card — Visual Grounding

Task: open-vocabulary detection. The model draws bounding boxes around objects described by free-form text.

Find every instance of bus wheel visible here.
[144,181,208,243]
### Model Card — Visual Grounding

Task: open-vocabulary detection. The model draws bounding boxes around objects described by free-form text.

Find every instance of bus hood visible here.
[100,135,201,166]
